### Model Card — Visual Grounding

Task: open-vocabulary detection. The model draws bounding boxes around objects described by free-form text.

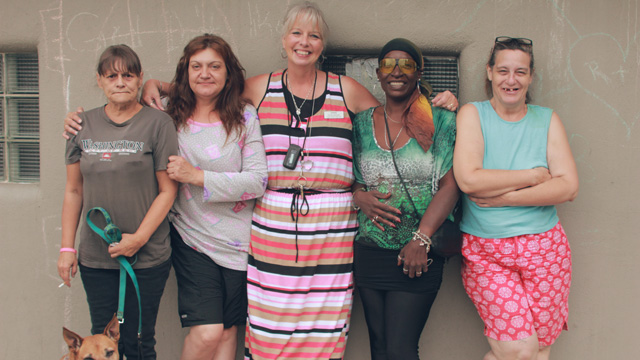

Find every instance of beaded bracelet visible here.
[352,187,367,211]
[411,230,432,254]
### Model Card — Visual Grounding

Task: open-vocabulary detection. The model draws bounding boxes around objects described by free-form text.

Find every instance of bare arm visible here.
[453,103,551,198]
[243,73,271,108]
[343,75,459,113]
[108,171,177,258]
[468,112,578,207]
[58,163,83,287]
[341,75,381,114]
[399,170,459,278]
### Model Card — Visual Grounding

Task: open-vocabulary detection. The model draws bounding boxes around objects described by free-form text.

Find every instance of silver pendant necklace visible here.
[288,72,316,117]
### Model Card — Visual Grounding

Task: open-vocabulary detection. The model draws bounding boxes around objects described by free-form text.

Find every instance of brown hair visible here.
[96,44,142,77]
[167,34,246,139]
[485,38,535,103]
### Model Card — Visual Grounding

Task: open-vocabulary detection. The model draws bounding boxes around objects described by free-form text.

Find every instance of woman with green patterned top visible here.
[351,38,459,360]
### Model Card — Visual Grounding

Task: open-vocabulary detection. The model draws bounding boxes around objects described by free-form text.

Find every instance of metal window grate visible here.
[322,54,459,104]
[1,52,39,183]
[6,53,39,94]
[9,142,39,181]
[423,57,459,97]
[8,98,39,138]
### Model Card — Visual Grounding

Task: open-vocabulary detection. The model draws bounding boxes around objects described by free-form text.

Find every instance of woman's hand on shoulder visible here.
[62,107,85,139]
[141,79,166,110]
[432,90,458,112]
[341,75,380,114]
[353,188,401,231]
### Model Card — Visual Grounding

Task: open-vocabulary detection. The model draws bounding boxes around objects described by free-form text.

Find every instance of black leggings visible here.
[358,287,438,360]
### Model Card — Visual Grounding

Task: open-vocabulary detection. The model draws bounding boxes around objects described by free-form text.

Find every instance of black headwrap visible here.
[378,37,424,69]
[377,38,436,152]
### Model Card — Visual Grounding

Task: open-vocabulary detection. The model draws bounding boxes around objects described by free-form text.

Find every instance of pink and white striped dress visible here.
[245,70,357,360]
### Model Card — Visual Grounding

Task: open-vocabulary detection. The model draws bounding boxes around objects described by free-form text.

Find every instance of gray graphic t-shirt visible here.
[66,105,178,269]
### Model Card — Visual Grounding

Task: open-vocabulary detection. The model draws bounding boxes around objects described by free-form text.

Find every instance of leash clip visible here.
[86,207,142,340]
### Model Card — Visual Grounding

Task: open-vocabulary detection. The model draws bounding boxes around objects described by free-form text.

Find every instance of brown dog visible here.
[61,314,120,360]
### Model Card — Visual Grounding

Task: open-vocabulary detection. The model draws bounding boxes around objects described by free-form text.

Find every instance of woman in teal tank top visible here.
[453,37,579,360]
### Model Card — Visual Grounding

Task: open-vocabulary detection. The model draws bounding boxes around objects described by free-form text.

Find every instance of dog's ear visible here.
[103,314,120,343]
[62,327,83,352]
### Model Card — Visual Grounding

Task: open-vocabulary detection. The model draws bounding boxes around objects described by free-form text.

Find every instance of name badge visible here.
[324,111,343,119]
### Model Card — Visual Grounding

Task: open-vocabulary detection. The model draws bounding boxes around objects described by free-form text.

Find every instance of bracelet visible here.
[411,230,432,254]
[352,187,367,211]
[60,247,77,254]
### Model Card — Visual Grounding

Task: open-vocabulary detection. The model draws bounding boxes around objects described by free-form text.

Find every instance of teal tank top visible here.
[459,101,559,238]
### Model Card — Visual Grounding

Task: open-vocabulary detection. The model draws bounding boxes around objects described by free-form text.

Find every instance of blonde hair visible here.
[281,1,329,41]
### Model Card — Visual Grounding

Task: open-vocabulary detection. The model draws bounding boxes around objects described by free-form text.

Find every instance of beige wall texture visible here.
[0,0,637,359]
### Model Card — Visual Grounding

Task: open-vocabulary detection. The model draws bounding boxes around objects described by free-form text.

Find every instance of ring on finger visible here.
[373,215,379,222]
[402,267,409,273]
[397,254,404,262]
[416,271,422,276]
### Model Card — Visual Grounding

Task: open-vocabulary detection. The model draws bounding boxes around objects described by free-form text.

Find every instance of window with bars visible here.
[0,53,40,183]
[322,54,458,104]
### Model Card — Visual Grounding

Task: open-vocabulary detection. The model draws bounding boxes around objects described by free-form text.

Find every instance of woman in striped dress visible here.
[240,3,378,359]
[240,3,460,358]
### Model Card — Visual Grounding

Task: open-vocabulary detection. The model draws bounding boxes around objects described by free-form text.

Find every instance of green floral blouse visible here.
[352,106,456,250]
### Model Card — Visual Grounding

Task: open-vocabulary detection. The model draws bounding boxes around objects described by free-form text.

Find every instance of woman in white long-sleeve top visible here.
[164,34,267,360]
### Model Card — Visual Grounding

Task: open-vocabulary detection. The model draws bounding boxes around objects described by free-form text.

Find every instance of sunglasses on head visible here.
[495,36,533,46]
[378,58,419,74]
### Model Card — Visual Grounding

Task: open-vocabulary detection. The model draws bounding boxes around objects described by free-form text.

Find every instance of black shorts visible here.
[170,224,248,328]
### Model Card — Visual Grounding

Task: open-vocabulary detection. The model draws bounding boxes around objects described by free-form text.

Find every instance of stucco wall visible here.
[0,0,637,359]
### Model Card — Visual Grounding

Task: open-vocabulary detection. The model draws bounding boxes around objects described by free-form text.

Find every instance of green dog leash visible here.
[85,207,143,348]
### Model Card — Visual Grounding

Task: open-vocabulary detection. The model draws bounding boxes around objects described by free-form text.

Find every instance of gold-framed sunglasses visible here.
[495,36,533,46]
[378,58,419,74]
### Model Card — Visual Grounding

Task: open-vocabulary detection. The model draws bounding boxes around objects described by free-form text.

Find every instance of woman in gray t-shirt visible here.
[58,44,178,360]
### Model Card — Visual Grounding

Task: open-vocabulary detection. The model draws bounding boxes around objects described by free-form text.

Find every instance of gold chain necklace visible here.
[383,106,404,148]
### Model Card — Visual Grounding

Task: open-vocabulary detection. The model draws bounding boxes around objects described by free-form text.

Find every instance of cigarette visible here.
[59,282,66,288]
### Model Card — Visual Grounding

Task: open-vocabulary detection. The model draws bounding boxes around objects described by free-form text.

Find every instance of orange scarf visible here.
[403,87,435,152]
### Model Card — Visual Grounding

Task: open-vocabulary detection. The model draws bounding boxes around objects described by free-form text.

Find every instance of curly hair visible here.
[167,34,247,140]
